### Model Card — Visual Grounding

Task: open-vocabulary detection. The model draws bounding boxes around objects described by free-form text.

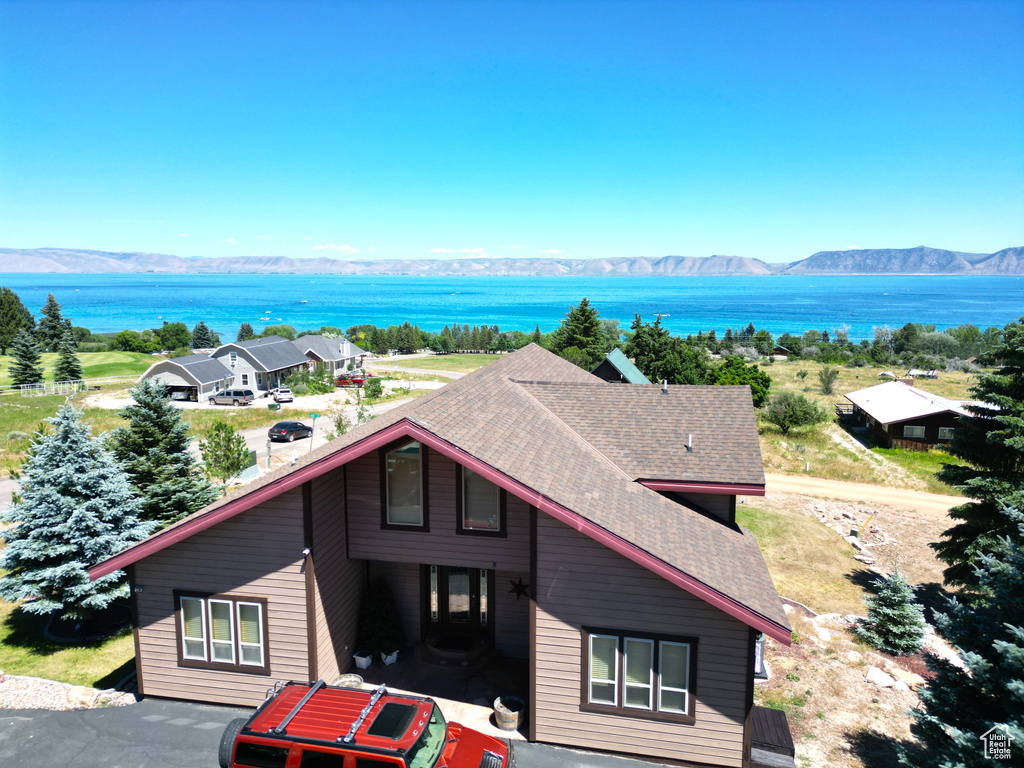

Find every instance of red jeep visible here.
[219,680,512,768]
[335,374,366,388]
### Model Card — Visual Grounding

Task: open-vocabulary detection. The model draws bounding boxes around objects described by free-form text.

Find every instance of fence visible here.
[0,375,140,398]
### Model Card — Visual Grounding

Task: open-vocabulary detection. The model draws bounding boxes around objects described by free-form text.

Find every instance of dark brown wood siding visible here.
[347,450,530,571]
[495,570,530,659]
[133,489,308,706]
[310,467,365,682]
[533,513,750,767]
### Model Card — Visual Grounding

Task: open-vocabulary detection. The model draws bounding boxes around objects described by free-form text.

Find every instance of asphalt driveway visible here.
[0,698,673,768]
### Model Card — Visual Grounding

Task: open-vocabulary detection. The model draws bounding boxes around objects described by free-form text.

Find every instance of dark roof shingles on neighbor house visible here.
[97,344,789,637]
[157,354,233,385]
[224,336,311,371]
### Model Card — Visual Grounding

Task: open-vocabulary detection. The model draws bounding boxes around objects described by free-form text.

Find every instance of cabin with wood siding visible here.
[92,344,793,768]
[843,380,974,450]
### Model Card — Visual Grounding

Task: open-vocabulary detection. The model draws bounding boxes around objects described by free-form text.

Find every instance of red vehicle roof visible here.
[247,683,434,752]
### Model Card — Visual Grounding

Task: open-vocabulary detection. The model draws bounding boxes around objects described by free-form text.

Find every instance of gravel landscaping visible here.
[0,671,136,711]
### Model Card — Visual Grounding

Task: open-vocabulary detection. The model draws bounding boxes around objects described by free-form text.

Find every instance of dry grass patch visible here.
[737,499,866,616]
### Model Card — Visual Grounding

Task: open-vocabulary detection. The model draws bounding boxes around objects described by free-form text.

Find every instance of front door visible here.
[424,565,493,651]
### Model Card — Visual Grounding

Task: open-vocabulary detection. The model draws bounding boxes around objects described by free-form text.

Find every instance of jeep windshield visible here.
[405,703,447,768]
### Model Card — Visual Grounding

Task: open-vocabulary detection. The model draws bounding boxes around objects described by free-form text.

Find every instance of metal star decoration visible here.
[508,577,530,600]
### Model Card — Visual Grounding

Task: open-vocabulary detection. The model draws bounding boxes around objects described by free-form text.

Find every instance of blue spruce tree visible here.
[0,402,155,620]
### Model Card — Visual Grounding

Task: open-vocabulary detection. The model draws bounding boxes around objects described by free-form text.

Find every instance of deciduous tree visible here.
[0,403,154,620]
[199,420,249,493]
[763,392,828,435]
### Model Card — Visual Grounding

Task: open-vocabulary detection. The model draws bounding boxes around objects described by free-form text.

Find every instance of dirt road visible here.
[764,472,965,519]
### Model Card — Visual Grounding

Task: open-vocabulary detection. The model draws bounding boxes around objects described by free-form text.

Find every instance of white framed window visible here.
[176,593,268,674]
[229,351,237,368]
[208,599,236,664]
[582,628,696,722]
[903,425,926,439]
[460,467,502,533]
[180,596,207,661]
[937,427,955,441]
[236,602,265,667]
[624,638,654,710]
[588,634,619,705]
[241,373,249,386]
[384,441,424,527]
[658,641,692,714]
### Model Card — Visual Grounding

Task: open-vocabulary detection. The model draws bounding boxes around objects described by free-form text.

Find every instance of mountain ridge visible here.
[1,246,1022,276]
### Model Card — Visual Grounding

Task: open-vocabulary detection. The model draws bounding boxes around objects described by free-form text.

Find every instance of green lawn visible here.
[374,353,505,374]
[0,592,135,688]
[0,351,154,387]
[737,502,867,615]
[870,446,968,495]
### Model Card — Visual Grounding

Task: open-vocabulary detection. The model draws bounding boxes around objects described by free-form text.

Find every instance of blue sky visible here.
[1,0,1021,263]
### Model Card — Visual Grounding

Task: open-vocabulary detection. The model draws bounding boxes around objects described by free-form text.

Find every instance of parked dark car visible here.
[219,680,511,768]
[268,421,313,442]
[209,389,256,406]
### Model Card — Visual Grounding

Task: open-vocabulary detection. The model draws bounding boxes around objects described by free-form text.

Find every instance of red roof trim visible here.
[89,418,790,645]
[640,480,766,496]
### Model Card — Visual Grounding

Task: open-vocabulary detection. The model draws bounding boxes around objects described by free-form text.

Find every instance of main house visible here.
[92,345,791,768]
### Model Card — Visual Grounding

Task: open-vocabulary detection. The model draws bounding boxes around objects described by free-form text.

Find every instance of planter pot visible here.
[493,695,526,732]
[353,653,372,670]
[333,673,364,689]
[381,650,399,666]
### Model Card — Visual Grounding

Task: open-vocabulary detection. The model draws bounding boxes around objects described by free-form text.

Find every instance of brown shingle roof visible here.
[97,344,788,634]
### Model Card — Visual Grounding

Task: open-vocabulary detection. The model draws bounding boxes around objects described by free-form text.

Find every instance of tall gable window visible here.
[381,441,429,530]
[581,627,697,724]
[457,466,505,536]
[174,591,269,674]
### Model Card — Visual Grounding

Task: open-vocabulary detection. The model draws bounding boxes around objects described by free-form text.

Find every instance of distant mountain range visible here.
[2,245,1022,276]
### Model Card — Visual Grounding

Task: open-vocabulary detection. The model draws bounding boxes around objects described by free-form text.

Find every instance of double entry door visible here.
[423,565,494,650]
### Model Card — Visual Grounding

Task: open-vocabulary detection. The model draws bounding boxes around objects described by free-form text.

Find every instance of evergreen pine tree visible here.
[191,320,215,348]
[531,325,543,345]
[0,403,154,620]
[199,420,250,493]
[933,317,1024,587]
[36,293,68,352]
[52,328,84,382]
[0,287,34,355]
[9,327,44,386]
[853,567,926,655]
[549,298,607,369]
[907,507,1024,767]
[237,322,256,342]
[108,380,220,525]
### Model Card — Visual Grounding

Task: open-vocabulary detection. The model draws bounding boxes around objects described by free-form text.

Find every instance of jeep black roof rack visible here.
[339,683,388,743]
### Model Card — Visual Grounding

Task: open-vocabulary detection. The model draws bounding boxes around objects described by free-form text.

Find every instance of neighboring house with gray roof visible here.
[92,344,793,768]
[590,347,652,384]
[293,334,367,374]
[136,353,234,401]
[210,335,312,393]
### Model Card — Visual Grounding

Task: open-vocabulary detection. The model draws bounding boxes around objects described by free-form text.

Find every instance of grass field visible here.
[0,351,154,387]
[737,501,867,615]
[0,387,289,474]
[377,353,505,374]
[0,591,135,688]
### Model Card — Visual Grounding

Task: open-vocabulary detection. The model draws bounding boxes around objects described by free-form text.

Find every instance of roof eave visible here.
[640,480,766,496]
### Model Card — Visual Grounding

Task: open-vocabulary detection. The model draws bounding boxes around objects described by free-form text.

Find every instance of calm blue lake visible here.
[0,273,1020,341]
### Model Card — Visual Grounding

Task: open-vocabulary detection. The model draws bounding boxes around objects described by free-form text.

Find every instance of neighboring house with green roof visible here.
[591,348,652,384]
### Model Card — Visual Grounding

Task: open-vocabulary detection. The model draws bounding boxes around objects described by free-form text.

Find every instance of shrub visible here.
[764,392,829,435]
[77,342,109,353]
[363,378,384,400]
[796,370,809,381]
[6,431,29,441]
